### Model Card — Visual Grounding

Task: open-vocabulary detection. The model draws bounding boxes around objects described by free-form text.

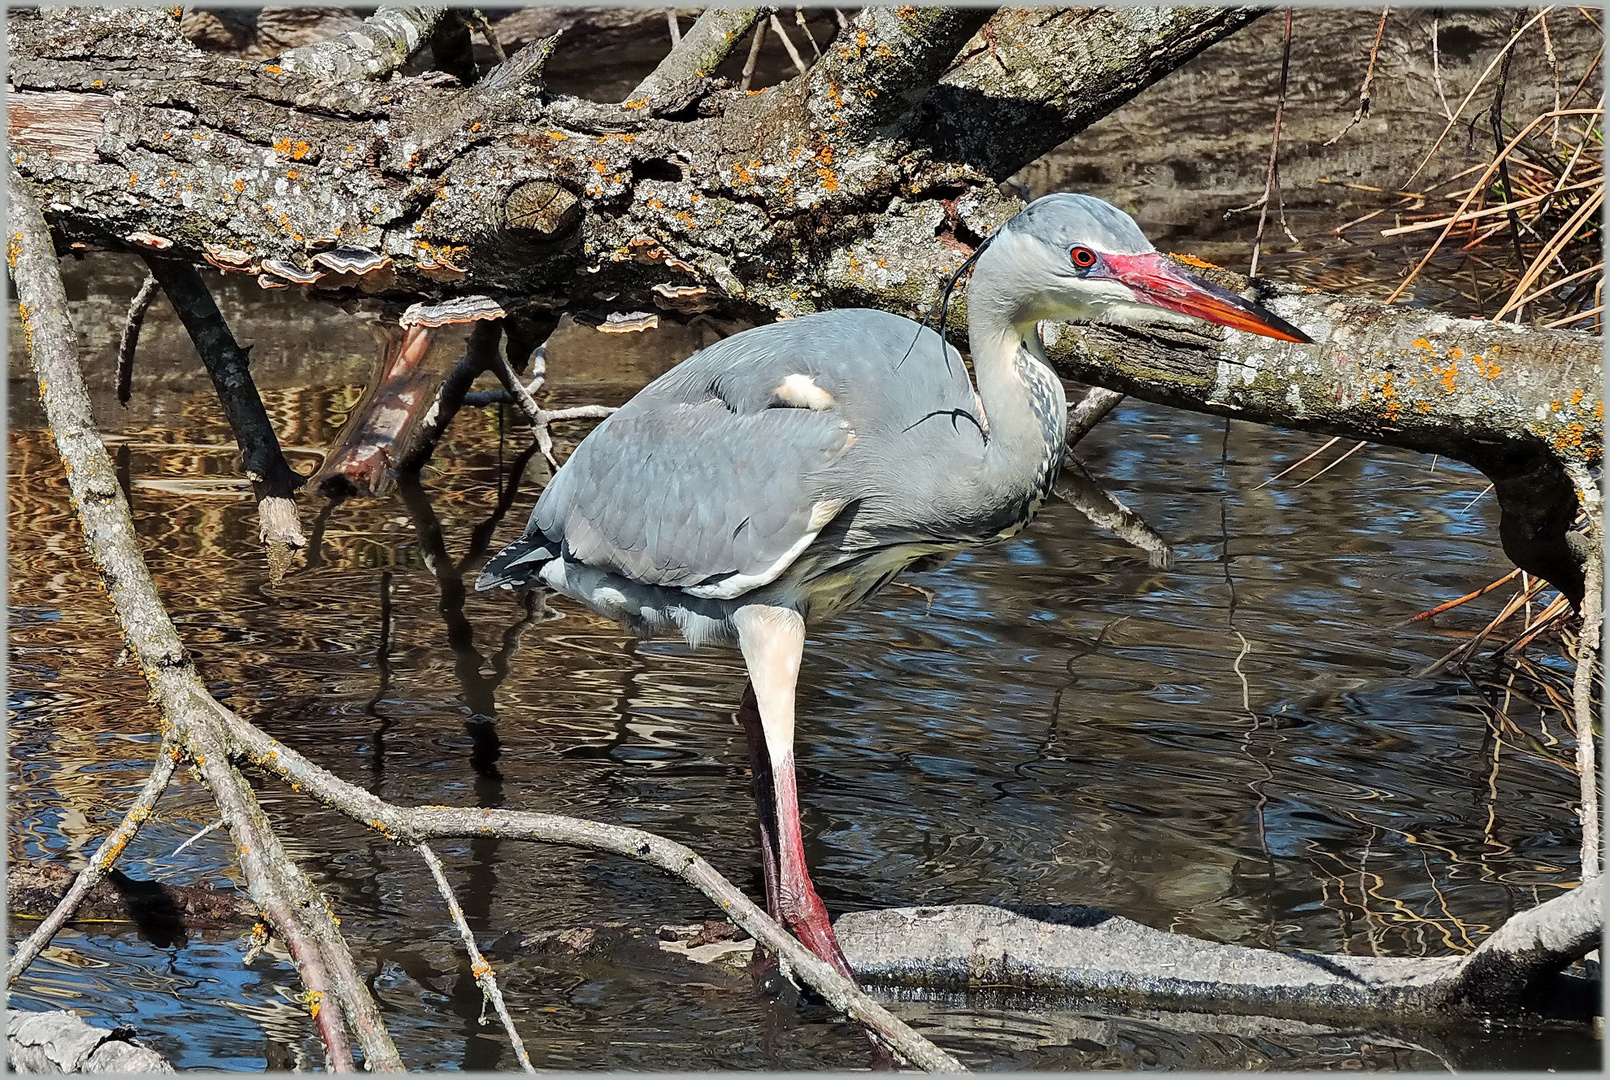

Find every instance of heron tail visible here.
[475,535,556,591]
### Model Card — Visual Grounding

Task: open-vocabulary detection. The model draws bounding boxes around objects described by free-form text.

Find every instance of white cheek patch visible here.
[771,373,836,410]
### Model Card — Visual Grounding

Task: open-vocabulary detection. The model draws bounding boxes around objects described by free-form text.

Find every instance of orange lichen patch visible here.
[747,88,765,96]
[856,30,869,50]
[645,197,663,210]
[1571,389,1585,407]
[815,146,833,166]
[233,178,245,193]
[272,137,312,160]
[622,97,650,110]
[817,168,839,191]
[1168,253,1218,270]
[469,122,482,132]
[126,173,139,186]
[471,961,492,979]
[307,992,323,1020]
[286,169,299,180]
[1375,371,1401,419]
[1433,362,1458,393]
[1470,354,1502,380]
[591,159,609,175]
[734,163,753,184]
[1414,400,1432,414]
[262,64,283,74]
[1551,422,1590,455]
[1595,402,1604,421]
[1411,337,1434,352]
[1551,399,1562,412]
[1447,347,1463,360]
[897,5,918,14]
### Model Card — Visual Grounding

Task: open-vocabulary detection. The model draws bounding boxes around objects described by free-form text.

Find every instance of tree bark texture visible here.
[7,1010,173,1074]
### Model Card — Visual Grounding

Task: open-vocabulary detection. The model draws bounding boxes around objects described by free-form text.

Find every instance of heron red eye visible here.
[1069,245,1097,269]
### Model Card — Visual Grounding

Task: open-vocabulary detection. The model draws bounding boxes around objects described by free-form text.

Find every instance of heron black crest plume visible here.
[895,230,998,373]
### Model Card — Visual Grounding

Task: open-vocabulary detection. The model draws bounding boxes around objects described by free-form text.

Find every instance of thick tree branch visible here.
[275,6,445,82]
[1035,279,1602,603]
[805,6,994,135]
[914,7,1268,179]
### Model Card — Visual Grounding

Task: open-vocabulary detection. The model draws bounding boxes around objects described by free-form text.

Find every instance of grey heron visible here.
[479,193,1310,977]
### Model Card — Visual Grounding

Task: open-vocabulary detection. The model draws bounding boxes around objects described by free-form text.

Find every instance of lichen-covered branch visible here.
[7,737,178,982]
[1037,278,1602,603]
[275,6,445,82]
[628,7,766,110]
[913,7,1269,179]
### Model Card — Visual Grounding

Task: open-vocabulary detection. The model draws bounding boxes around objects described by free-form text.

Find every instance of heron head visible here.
[979,193,1311,344]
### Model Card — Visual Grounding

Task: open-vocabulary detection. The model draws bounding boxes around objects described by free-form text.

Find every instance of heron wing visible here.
[495,308,980,598]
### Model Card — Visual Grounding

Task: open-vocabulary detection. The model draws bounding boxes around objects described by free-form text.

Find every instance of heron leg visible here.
[733,605,855,980]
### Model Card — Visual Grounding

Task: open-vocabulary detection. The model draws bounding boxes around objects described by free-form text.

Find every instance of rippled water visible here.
[8,334,1595,1068]
[8,8,1602,1072]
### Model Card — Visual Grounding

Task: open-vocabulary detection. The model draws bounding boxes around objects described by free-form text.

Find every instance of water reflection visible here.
[9,349,1589,1067]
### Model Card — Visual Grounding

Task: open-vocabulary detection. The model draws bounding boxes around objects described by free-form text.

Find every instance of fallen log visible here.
[835,896,1600,1024]
[8,864,256,940]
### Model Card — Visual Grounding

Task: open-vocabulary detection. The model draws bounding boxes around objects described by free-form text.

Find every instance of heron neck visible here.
[966,283,1068,494]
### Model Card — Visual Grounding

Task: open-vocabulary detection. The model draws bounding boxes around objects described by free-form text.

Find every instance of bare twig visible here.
[115,275,159,408]
[770,13,808,76]
[275,5,446,81]
[416,844,535,1072]
[466,9,505,63]
[489,347,613,470]
[140,256,306,572]
[666,9,681,46]
[1054,459,1173,568]
[740,16,767,91]
[1238,7,1294,278]
[7,736,178,982]
[1324,8,1389,146]
[1066,386,1125,448]
[795,8,822,60]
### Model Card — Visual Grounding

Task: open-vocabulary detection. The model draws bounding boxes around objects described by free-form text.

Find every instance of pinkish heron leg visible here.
[737,683,784,921]
[732,605,856,980]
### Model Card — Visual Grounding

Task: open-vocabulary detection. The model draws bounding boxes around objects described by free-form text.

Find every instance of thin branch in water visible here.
[416,843,535,1072]
[1324,7,1389,146]
[666,9,681,46]
[171,816,226,858]
[740,16,768,91]
[141,256,306,569]
[115,275,160,408]
[7,737,178,982]
[489,346,613,470]
[1252,435,1341,490]
[1228,7,1295,278]
[1292,440,1367,488]
[8,166,401,1072]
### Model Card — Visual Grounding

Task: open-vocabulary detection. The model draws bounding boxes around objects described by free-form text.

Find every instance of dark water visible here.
[7,7,1602,1073]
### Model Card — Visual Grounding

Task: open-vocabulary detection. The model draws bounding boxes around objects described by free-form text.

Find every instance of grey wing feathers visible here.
[479,307,977,598]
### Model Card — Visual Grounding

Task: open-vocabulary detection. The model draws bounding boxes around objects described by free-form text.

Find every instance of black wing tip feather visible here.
[475,536,555,591]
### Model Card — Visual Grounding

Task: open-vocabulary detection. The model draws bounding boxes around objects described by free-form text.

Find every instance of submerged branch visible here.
[141,257,306,573]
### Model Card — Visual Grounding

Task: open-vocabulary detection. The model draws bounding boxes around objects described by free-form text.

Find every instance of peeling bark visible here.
[8,1010,173,1074]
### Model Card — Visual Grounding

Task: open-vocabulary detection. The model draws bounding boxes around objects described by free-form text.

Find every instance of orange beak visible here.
[1104,253,1312,344]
